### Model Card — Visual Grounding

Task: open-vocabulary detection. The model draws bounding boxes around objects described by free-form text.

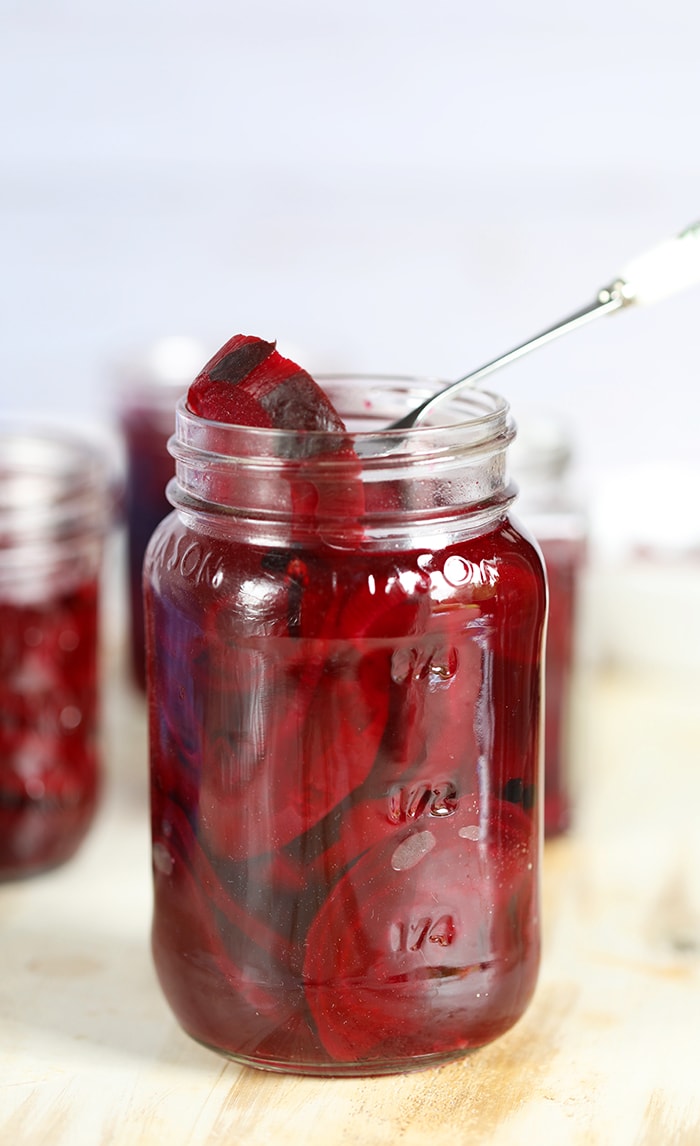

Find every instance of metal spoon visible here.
[386,220,700,432]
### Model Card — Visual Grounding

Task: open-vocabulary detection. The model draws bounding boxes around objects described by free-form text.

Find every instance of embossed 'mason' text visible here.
[151,532,225,587]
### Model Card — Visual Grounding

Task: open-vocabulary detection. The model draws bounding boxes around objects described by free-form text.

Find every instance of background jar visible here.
[509,411,587,837]
[114,337,205,689]
[144,377,547,1077]
[0,424,115,878]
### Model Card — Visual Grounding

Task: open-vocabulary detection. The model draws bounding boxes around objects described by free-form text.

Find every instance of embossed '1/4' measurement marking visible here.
[390,914,457,952]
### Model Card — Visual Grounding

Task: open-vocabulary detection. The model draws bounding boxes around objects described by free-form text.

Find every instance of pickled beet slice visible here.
[303,797,537,1062]
[185,335,364,540]
[151,799,302,1053]
[153,795,295,969]
[187,335,347,433]
[251,617,483,920]
[196,635,390,860]
[0,580,100,876]
[196,561,433,860]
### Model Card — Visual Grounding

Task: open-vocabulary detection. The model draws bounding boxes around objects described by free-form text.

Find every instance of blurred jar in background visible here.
[0,424,115,878]
[115,337,205,689]
[510,411,587,838]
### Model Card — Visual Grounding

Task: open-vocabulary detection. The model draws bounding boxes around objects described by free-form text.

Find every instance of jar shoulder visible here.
[144,512,545,618]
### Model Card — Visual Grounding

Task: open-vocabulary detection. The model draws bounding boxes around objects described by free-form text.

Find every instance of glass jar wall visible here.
[144,378,547,1076]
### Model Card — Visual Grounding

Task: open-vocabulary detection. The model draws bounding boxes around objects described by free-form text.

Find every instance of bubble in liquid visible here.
[59,705,82,730]
[391,830,436,871]
[153,842,175,875]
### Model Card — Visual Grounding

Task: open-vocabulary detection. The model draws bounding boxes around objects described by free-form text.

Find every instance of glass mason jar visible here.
[116,337,205,689]
[144,377,547,1076]
[0,424,114,879]
[510,412,587,838]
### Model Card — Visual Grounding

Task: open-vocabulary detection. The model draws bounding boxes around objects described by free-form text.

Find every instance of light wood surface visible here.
[2,653,700,1146]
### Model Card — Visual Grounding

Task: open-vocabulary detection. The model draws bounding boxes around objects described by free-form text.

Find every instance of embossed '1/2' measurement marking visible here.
[387,780,458,824]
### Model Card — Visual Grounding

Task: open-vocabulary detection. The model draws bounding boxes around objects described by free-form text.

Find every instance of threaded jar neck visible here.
[0,425,115,597]
[168,377,517,549]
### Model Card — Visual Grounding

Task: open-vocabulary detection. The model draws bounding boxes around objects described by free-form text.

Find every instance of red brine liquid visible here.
[0,579,100,878]
[147,520,544,1073]
[145,339,546,1075]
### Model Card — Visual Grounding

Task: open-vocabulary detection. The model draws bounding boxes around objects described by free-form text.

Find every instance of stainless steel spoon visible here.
[386,220,700,432]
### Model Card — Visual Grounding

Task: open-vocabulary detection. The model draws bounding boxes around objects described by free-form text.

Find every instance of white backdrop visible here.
[2,0,699,553]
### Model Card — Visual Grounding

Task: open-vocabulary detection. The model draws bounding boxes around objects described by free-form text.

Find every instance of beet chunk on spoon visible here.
[186,333,364,539]
[187,334,347,432]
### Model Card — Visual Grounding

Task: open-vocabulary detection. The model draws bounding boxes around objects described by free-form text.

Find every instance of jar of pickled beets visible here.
[144,369,547,1076]
[0,425,113,879]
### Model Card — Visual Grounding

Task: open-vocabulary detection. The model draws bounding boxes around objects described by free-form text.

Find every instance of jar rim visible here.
[172,376,513,467]
[166,377,515,548]
[0,421,118,547]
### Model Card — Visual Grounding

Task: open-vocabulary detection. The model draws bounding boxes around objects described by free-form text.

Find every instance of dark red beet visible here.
[185,335,363,543]
[194,557,430,861]
[303,797,538,1062]
[187,335,347,433]
[151,797,302,1055]
[0,580,100,877]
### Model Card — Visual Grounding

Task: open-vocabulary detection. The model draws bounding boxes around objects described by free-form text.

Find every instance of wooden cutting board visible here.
[2,662,699,1146]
